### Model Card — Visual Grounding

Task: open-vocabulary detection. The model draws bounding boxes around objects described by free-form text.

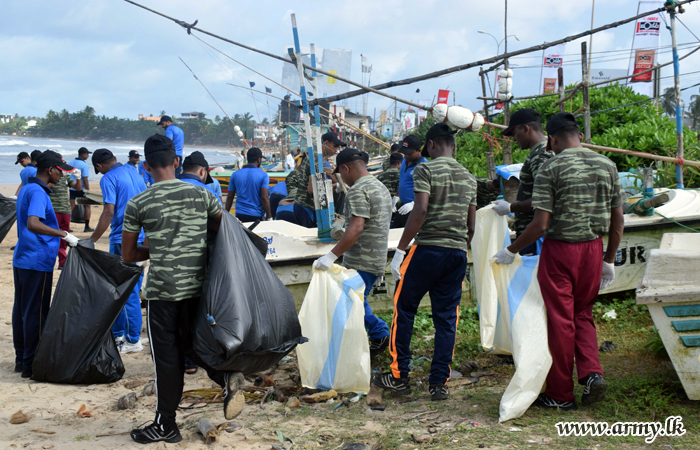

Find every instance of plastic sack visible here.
[193,212,305,374]
[491,255,551,422]
[297,265,371,393]
[71,204,85,224]
[471,206,512,354]
[0,197,17,244]
[32,242,143,384]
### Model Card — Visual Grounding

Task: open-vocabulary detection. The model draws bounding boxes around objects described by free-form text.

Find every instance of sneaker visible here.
[372,372,411,395]
[580,372,607,406]
[223,372,245,420]
[370,336,389,359]
[21,370,32,379]
[429,384,449,401]
[130,418,182,444]
[120,340,144,354]
[532,393,577,411]
[14,363,22,373]
[83,226,95,233]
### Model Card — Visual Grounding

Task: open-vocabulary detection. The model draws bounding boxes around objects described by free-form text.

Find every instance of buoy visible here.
[432,103,448,123]
[237,131,244,138]
[445,106,474,130]
[234,125,241,132]
[470,113,485,132]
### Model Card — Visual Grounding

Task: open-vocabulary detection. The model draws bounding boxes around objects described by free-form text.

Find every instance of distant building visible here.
[0,114,13,124]
[138,114,160,122]
[26,120,37,127]
[179,112,201,121]
[254,124,269,141]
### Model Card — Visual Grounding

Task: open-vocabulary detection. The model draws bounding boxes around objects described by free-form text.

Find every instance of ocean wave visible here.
[0,139,29,146]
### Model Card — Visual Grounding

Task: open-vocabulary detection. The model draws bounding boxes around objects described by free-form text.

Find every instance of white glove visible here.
[62,232,80,247]
[374,275,384,287]
[493,247,516,265]
[391,248,406,281]
[600,261,615,290]
[492,200,511,216]
[398,202,414,215]
[392,196,400,213]
[314,251,338,271]
[70,168,82,177]
[7,196,17,200]
[135,260,147,267]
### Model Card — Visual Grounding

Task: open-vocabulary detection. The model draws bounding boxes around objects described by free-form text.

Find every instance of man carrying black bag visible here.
[121,134,245,444]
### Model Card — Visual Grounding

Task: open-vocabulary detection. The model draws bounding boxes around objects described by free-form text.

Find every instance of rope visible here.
[654,211,700,232]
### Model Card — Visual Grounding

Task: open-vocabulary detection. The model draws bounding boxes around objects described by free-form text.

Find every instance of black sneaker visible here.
[14,363,22,373]
[532,393,577,411]
[429,384,449,401]
[130,418,182,444]
[580,372,607,406]
[370,336,389,359]
[21,370,32,379]
[372,372,411,395]
[83,226,95,233]
[223,372,245,420]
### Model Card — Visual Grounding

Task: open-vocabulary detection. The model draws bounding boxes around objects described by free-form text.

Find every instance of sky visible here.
[2,0,700,123]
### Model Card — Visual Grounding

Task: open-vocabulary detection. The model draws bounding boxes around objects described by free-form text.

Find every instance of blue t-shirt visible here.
[228,165,270,217]
[13,178,60,272]
[207,178,222,198]
[138,162,154,186]
[100,163,147,244]
[399,156,428,204]
[180,173,222,205]
[269,181,287,197]
[20,165,37,186]
[165,125,184,157]
[69,158,90,191]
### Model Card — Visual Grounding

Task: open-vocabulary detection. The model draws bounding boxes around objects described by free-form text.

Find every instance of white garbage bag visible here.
[297,265,371,393]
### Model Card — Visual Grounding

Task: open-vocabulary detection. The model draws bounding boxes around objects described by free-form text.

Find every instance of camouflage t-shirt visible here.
[342,175,392,276]
[49,175,76,214]
[381,157,391,171]
[475,176,499,209]
[294,156,315,210]
[282,168,303,202]
[413,157,477,252]
[532,147,624,243]
[123,179,222,301]
[376,168,400,197]
[514,140,554,234]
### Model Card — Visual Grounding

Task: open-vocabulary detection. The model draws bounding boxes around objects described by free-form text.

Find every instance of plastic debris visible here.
[599,341,618,352]
[603,309,617,319]
[301,390,338,403]
[509,427,522,432]
[10,410,29,424]
[117,393,137,410]
[76,404,92,418]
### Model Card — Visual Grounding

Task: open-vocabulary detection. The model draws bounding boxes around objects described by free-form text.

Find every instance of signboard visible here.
[631,49,656,82]
[626,1,663,96]
[437,90,450,104]
[540,43,566,94]
[590,69,628,85]
[543,78,557,94]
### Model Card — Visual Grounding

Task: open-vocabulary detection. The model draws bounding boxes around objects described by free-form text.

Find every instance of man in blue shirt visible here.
[17,150,41,193]
[138,161,154,186]
[13,151,31,197]
[180,152,222,204]
[393,135,428,228]
[225,147,272,222]
[13,150,79,378]
[158,116,184,176]
[127,150,141,170]
[208,177,223,203]
[69,147,94,232]
[91,148,147,354]
[268,181,287,219]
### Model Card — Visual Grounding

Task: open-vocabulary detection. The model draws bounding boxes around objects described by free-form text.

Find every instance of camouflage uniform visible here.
[376,168,400,197]
[532,147,624,243]
[49,175,76,215]
[123,179,222,301]
[281,168,303,203]
[475,176,499,209]
[513,141,554,234]
[381,157,391,172]
[412,157,477,252]
[293,156,315,210]
[342,175,392,276]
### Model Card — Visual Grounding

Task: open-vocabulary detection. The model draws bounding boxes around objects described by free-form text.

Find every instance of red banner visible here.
[437,90,450,104]
[631,49,655,82]
[543,78,557,94]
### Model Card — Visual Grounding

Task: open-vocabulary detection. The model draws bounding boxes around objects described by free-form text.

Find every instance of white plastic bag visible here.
[297,265,371,393]
[491,255,552,422]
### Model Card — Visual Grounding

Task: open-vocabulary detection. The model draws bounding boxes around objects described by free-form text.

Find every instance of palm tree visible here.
[689,95,700,130]
[661,87,676,117]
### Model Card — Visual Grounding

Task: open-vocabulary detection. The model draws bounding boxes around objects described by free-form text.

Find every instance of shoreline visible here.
[1,134,245,152]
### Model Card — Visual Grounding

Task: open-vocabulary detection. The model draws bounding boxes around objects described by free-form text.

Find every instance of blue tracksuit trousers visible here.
[109,242,143,344]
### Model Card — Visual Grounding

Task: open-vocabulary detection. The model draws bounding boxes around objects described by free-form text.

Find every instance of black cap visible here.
[361,151,370,164]
[36,150,74,172]
[399,135,422,154]
[423,123,458,157]
[144,134,175,158]
[247,147,265,163]
[390,143,400,153]
[501,108,542,136]
[78,147,91,155]
[15,152,29,164]
[182,151,214,184]
[546,112,579,136]
[389,152,404,165]
[31,150,43,161]
[92,149,115,169]
[333,148,366,173]
[157,115,172,125]
[129,150,140,158]
[321,132,347,147]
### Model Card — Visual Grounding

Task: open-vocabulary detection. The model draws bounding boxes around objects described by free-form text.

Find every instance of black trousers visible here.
[269,193,285,219]
[13,268,53,373]
[235,213,264,223]
[147,298,225,423]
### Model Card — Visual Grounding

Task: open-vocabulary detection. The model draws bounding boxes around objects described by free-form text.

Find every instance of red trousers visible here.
[56,213,71,268]
[538,237,604,402]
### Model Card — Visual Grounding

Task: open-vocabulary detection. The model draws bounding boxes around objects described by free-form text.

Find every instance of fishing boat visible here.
[210,168,290,194]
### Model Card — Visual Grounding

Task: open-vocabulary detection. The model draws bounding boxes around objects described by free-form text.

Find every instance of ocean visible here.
[0,136,241,186]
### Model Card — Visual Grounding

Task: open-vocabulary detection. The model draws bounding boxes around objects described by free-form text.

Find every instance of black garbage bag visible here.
[71,204,85,224]
[32,242,143,384]
[193,212,306,374]
[0,197,17,244]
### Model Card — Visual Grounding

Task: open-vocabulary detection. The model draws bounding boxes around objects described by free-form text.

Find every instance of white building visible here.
[0,114,13,124]
[26,120,37,127]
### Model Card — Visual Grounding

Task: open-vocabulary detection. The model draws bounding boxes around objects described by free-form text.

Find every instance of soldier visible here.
[491,108,553,255]
[314,148,392,358]
[374,123,477,401]
[377,152,402,197]
[381,143,402,171]
[494,113,624,410]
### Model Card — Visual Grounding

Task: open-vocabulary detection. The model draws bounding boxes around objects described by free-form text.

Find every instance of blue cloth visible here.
[293,203,316,228]
[207,178,222,198]
[228,165,270,217]
[398,157,428,204]
[68,158,90,191]
[19,165,37,186]
[13,178,60,272]
[179,173,222,204]
[357,270,390,340]
[138,162,154,186]
[13,267,53,373]
[391,245,467,385]
[269,181,287,197]
[109,243,143,344]
[276,203,295,222]
[100,163,146,244]
[165,125,184,157]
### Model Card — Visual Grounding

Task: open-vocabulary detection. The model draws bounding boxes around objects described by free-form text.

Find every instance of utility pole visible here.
[581,42,591,144]
[588,0,595,79]
[393,100,398,141]
[480,69,496,180]
[502,0,512,165]
[558,67,566,113]
[669,3,684,188]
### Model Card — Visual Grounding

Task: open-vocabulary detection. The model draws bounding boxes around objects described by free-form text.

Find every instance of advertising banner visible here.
[540,43,566,94]
[437,90,450,104]
[626,1,663,96]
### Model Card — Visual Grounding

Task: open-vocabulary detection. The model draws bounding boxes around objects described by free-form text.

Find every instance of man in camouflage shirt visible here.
[314,148,392,358]
[381,143,402,171]
[121,135,245,444]
[376,152,402,197]
[276,153,305,222]
[374,123,477,402]
[494,113,624,411]
[492,108,553,255]
[49,171,81,268]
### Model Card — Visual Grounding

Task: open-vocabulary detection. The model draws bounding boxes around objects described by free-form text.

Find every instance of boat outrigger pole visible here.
[666,0,684,188]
